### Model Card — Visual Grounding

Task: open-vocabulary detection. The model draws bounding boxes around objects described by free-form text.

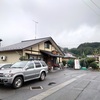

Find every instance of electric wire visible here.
[82,0,100,16]
[90,0,100,9]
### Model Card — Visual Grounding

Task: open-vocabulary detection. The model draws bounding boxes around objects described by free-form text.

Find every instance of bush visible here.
[86,57,95,64]
[19,56,27,61]
[89,62,98,70]
[67,59,74,68]
[80,57,96,68]
[80,59,88,68]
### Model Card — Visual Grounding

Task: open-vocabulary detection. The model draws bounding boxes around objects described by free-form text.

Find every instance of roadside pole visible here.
[99,56,100,68]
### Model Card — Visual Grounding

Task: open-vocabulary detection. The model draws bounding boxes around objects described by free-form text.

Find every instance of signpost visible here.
[99,56,100,68]
[74,59,81,69]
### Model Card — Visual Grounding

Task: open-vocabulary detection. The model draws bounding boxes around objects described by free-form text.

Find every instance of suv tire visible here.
[40,72,45,81]
[12,76,23,89]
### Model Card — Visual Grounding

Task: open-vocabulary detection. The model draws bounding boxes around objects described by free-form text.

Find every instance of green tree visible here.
[67,59,74,68]
[90,62,98,69]
[63,48,69,53]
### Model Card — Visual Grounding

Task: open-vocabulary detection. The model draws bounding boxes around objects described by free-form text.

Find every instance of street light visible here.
[32,20,38,39]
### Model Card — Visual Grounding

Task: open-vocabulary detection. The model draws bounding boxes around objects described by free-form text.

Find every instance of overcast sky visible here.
[0,0,100,48]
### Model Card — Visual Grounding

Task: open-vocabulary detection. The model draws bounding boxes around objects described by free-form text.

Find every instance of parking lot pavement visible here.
[43,71,100,100]
[0,69,100,100]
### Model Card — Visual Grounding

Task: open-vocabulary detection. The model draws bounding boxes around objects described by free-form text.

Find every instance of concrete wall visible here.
[24,44,40,55]
[39,42,44,50]
[0,51,22,64]
[24,42,57,55]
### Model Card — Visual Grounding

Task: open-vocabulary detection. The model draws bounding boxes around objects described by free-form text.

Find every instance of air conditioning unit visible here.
[1,56,7,61]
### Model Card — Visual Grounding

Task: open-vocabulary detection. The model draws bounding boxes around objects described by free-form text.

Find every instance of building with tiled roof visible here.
[0,37,64,67]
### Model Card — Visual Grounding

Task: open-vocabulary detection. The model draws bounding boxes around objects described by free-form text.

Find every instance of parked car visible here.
[0,63,12,70]
[0,60,48,88]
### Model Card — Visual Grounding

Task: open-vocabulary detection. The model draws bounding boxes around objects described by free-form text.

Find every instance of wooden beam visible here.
[25,49,39,53]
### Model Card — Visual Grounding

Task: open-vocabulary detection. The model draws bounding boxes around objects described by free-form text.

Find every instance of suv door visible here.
[34,61,42,78]
[24,62,36,81]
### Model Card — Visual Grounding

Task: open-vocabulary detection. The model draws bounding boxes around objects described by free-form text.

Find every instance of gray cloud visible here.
[0,0,100,48]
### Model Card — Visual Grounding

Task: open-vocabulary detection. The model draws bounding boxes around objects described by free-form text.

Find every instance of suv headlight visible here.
[4,73,14,77]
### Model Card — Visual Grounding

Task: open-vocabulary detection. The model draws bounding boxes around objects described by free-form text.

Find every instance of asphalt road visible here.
[0,69,100,100]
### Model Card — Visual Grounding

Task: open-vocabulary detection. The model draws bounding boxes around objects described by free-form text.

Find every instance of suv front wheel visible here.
[12,76,23,89]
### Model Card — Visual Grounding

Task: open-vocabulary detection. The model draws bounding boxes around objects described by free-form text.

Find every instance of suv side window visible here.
[34,62,41,68]
[41,61,47,67]
[27,62,34,69]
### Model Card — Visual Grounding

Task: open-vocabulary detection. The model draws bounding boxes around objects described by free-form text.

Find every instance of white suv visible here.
[0,60,48,88]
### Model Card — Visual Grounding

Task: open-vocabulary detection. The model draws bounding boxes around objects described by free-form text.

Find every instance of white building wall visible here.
[0,51,22,64]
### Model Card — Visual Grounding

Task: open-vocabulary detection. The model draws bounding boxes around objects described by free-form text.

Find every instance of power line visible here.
[90,0,100,9]
[82,0,100,16]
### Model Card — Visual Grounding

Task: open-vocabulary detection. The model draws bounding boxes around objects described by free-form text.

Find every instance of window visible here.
[2,64,12,69]
[27,62,34,69]
[11,61,28,68]
[34,62,41,68]
[0,64,12,69]
[41,61,47,67]
[45,43,50,49]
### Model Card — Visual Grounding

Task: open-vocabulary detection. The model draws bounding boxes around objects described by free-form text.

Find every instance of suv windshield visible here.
[11,61,28,68]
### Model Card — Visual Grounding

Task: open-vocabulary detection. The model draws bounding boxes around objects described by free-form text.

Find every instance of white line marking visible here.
[76,74,86,78]
[28,74,86,100]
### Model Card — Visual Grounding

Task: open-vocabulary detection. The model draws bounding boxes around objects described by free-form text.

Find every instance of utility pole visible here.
[32,20,38,39]
[0,39,2,47]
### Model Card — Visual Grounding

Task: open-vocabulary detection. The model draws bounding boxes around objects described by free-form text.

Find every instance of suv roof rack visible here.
[20,59,43,61]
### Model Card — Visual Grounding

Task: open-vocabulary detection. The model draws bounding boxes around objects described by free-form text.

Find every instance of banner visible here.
[74,59,81,69]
